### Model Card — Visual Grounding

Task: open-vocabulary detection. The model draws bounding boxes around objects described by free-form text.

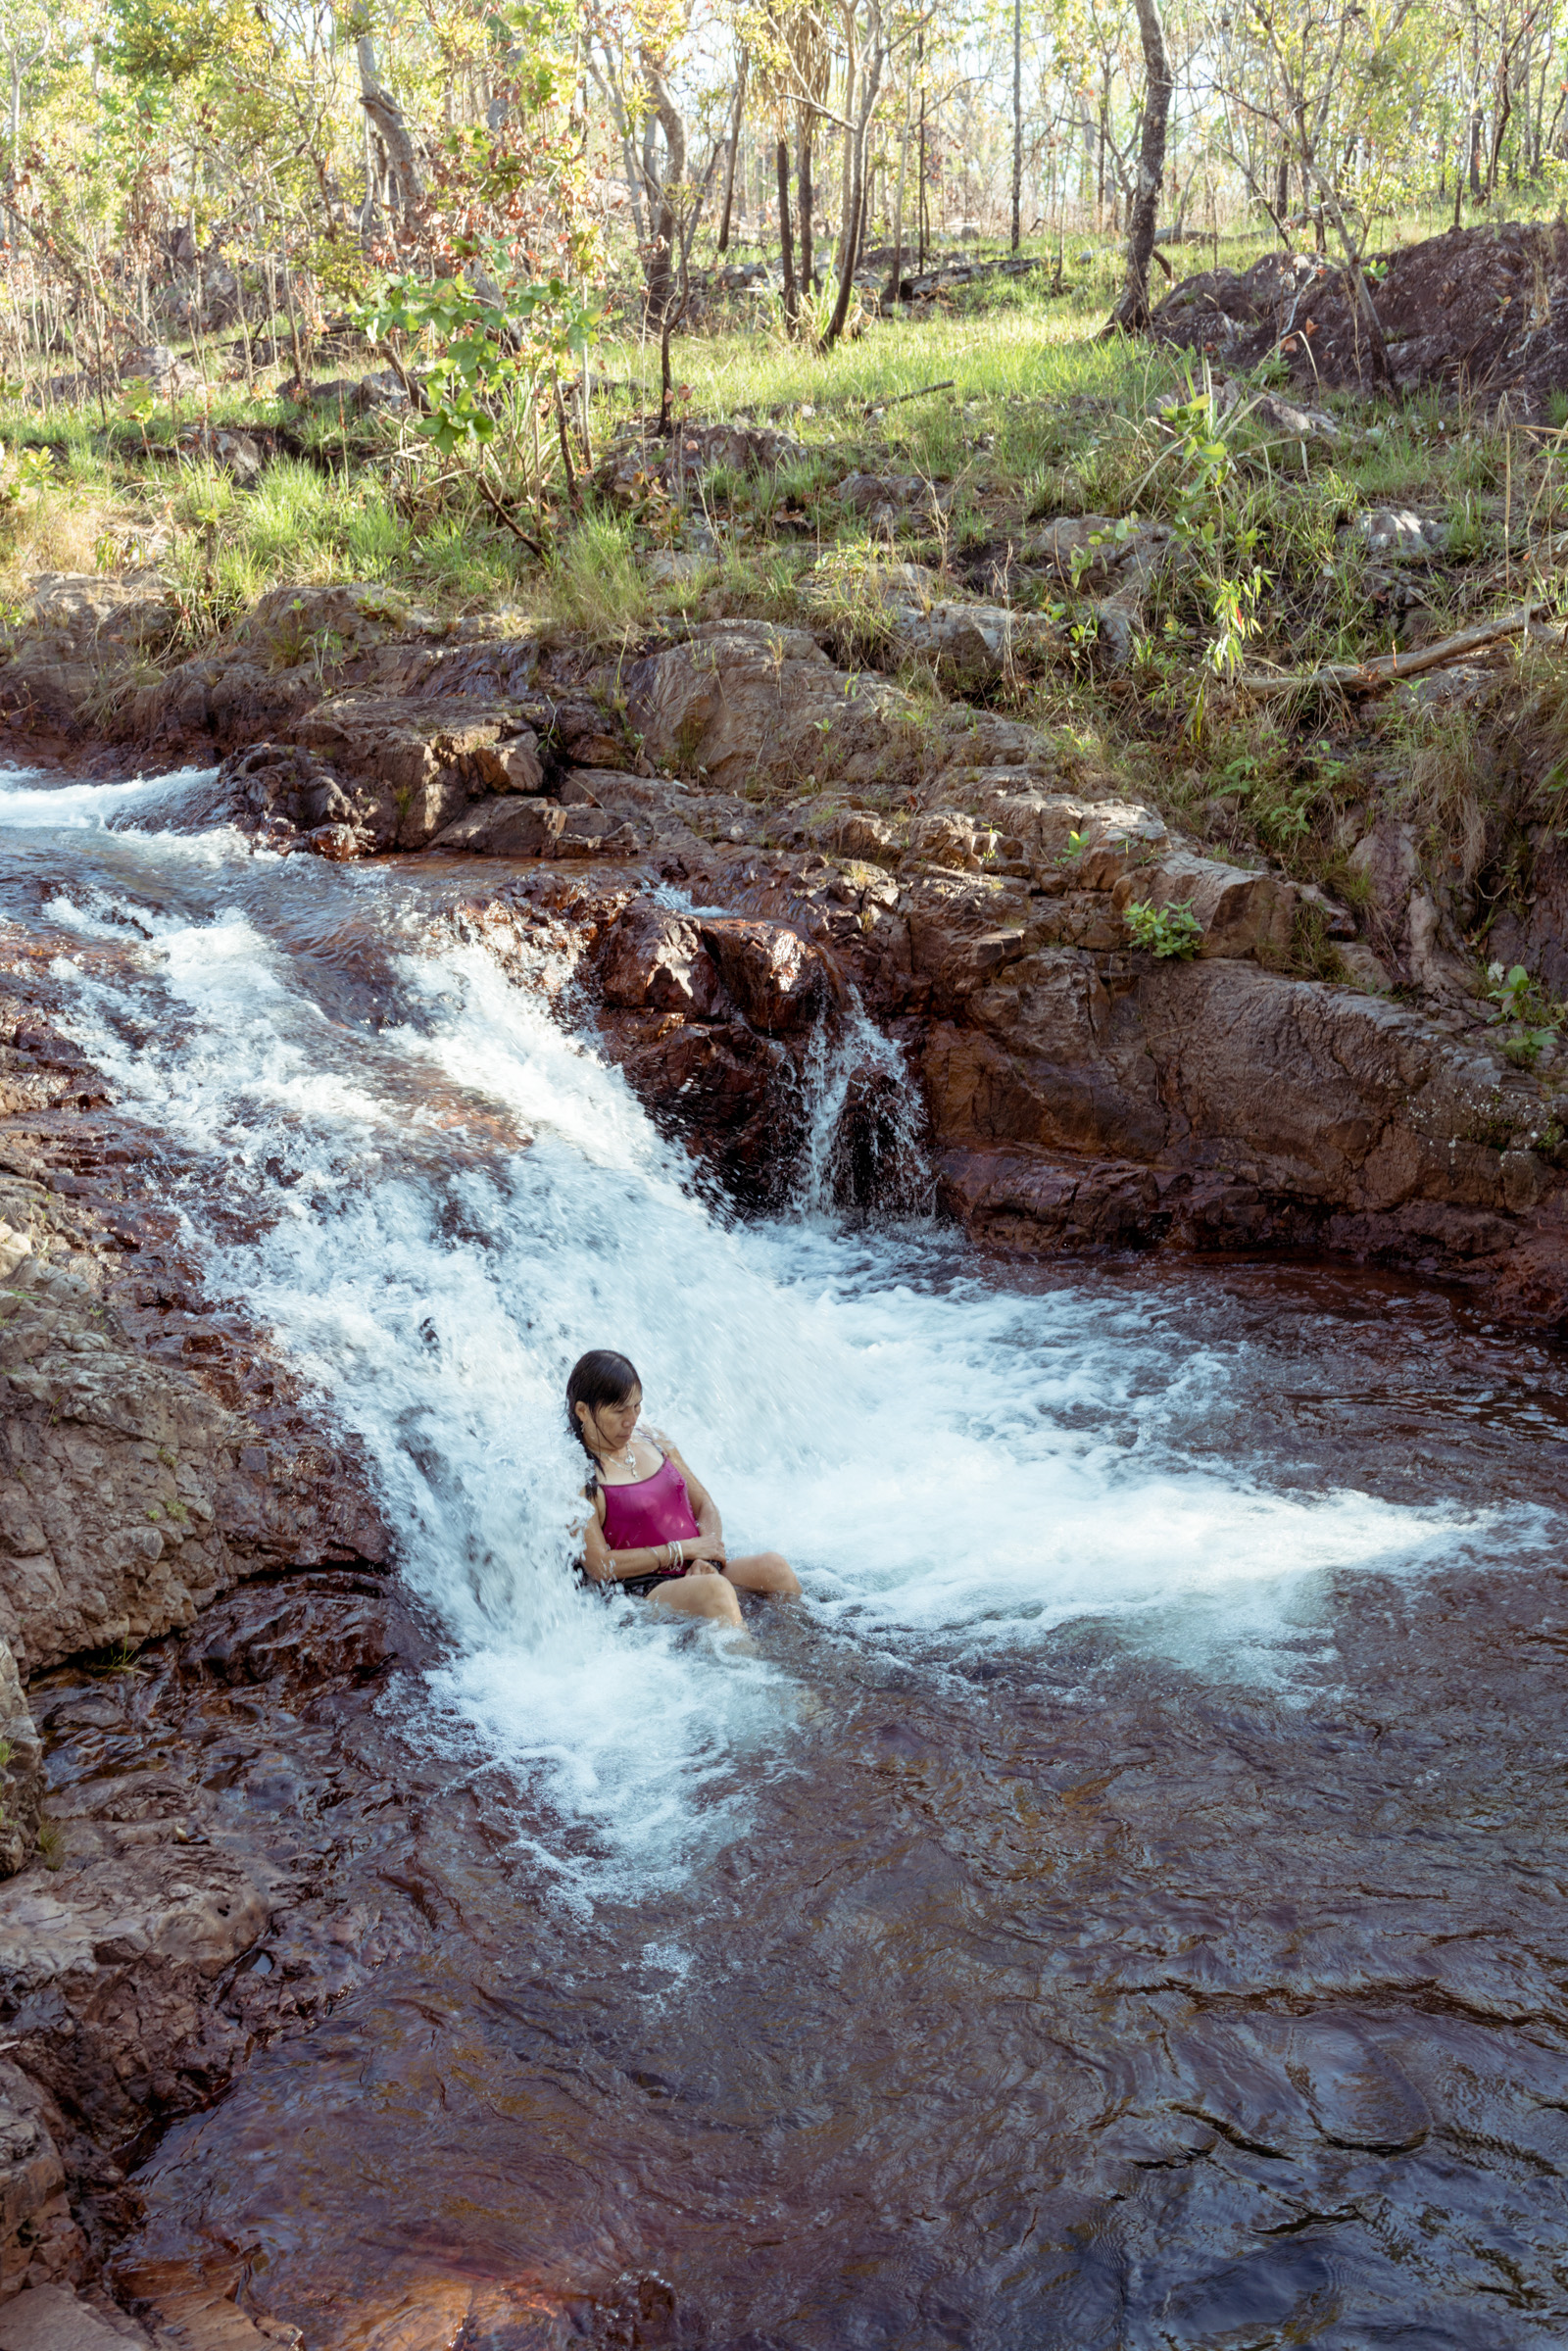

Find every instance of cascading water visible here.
[3,764,1517,1882]
[793,994,932,1219]
[7,763,1568,2347]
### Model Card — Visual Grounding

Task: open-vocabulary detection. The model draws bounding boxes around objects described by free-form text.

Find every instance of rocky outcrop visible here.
[0,969,387,1779]
[5,577,1568,1323]
[547,822,1568,1321]
[0,1571,438,2314]
[1150,221,1568,414]
[0,957,406,2320]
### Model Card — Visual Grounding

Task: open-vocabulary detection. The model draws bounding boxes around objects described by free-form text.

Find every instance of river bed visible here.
[6,768,1568,2348]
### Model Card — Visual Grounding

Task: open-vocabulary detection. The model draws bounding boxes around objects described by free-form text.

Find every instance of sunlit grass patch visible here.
[550,510,650,643]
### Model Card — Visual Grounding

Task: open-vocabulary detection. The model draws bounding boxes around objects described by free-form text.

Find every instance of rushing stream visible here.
[7,766,1568,2348]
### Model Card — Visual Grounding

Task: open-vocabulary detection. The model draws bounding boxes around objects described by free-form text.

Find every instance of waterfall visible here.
[1,764,1519,1904]
[794,993,933,1220]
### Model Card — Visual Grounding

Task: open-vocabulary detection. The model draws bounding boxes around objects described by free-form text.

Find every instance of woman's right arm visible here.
[581,1494,704,1584]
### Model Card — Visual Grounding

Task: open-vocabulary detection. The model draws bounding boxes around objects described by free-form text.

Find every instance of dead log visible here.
[1234,606,1539,697]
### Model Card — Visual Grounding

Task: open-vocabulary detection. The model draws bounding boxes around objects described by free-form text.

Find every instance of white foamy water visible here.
[2,769,1524,1897]
[0,762,220,831]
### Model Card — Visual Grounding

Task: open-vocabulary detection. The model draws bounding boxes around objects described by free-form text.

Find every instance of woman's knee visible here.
[764,1552,802,1596]
[659,1577,743,1626]
[734,1551,801,1597]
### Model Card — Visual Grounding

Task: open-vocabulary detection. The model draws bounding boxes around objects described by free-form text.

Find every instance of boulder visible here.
[178,429,265,490]
[596,420,802,507]
[618,621,913,797]
[291,695,544,850]
[597,906,730,1017]
[884,595,1055,685]
[698,917,838,1034]
[599,1013,795,1205]
[1016,514,1187,591]
[120,347,201,399]
[429,797,564,857]
[1355,508,1446,560]
[1110,849,1299,960]
[0,2072,83,2299]
[172,744,361,848]
[428,799,641,857]
[820,808,900,861]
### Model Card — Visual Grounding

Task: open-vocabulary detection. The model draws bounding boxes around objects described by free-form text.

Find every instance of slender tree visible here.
[1105,0,1170,331]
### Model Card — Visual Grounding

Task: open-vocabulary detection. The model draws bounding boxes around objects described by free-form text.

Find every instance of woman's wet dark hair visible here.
[565,1349,641,1459]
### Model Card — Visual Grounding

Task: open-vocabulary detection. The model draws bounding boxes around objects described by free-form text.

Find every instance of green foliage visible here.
[1123,898,1204,958]
[1485,960,1565,1069]
[364,269,602,476]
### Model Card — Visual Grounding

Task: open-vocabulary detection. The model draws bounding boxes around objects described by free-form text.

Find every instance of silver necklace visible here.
[609,1433,638,1475]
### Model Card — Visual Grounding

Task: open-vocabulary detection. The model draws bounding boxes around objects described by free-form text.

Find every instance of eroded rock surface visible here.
[1151,220,1568,413]
[0,946,393,2305]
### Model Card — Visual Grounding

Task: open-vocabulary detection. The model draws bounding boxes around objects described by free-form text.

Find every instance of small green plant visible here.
[1123,897,1203,958]
[1485,959,1564,1069]
[36,1819,63,1870]
[1057,828,1089,863]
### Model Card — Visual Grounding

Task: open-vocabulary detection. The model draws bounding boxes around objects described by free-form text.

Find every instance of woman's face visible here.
[580,1385,642,1455]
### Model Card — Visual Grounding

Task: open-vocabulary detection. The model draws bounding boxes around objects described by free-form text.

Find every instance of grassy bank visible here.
[0,215,1561,980]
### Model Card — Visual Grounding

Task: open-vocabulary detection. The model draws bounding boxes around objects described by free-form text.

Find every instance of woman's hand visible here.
[684,1531,727,1571]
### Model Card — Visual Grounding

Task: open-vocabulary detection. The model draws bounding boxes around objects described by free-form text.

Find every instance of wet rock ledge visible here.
[0,949,416,2342]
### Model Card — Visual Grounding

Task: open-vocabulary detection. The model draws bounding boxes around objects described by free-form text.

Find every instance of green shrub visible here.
[1123,897,1203,957]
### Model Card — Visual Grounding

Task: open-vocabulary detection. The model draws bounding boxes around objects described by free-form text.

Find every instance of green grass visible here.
[0,208,1561,963]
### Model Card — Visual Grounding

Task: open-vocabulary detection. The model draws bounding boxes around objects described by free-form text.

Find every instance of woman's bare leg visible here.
[649,1574,745,1627]
[723,1551,801,1599]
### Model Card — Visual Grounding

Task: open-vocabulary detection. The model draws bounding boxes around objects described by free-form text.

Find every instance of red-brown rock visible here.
[697,917,838,1034]
[597,906,730,1017]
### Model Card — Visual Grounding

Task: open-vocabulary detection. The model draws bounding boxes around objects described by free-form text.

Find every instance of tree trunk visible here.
[1105,0,1171,334]
[822,12,885,350]
[799,115,813,303]
[716,55,747,252]
[1469,106,1485,198]
[777,136,799,327]
[1486,66,1514,199]
[356,36,421,216]
[917,85,926,269]
[1010,0,1022,253]
[886,70,911,309]
[640,53,685,369]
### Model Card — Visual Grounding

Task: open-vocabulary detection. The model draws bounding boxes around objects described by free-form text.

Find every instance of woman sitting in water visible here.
[568,1349,800,1627]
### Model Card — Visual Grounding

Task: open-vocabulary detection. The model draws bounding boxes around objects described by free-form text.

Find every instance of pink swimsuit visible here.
[600,1452,702,1584]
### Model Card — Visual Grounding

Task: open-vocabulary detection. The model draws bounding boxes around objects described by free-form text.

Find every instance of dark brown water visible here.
[9,771,1568,2348]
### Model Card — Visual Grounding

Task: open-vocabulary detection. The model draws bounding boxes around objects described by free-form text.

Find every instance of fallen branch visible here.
[474,466,548,560]
[866,378,956,415]
[1235,605,1540,697]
